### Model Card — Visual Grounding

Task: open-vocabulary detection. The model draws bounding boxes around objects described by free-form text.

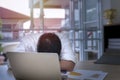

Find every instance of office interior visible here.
[0,0,120,62]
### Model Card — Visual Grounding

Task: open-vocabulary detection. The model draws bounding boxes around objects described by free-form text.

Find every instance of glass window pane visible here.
[85,0,98,21]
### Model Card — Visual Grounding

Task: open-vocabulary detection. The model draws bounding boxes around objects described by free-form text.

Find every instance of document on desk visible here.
[68,69,107,80]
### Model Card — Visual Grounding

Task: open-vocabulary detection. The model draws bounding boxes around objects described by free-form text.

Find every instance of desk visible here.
[74,60,120,80]
[0,65,15,80]
[0,41,19,47]
[1,61,120,80]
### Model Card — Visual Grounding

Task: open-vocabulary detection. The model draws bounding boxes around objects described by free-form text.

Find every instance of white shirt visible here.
[15,32,76,63]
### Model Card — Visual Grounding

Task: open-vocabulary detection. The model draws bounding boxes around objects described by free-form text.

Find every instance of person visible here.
[1,31,76,71]
[37,33,61,58]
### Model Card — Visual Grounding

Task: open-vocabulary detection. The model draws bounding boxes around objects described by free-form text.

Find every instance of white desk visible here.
[1,61,120,80]
[1,42,19,47]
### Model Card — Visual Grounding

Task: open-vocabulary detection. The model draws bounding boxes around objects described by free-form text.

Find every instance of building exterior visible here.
[0,7,30,40]
[0,7,64,40]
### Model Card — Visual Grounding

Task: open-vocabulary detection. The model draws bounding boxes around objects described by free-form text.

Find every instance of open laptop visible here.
[6,52,62,80]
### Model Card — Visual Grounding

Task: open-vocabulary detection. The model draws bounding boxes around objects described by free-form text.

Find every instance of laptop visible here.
[6,52,62,80]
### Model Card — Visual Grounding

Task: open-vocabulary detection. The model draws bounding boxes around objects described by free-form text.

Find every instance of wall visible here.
[102,0,111,25]
[102,0,120,25]
[111,0,120,24]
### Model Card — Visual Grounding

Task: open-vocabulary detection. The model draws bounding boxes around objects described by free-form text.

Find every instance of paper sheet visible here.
[68,69,107,80]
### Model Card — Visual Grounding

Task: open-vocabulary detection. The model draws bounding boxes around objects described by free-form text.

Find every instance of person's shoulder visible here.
[21,32,44,40]
[55,31,68,36]
[55,31,69,38]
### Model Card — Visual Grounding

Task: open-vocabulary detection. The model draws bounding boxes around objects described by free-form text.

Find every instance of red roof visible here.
[0,7,30,19]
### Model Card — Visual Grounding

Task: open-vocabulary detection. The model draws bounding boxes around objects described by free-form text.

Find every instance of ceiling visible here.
[33,0,69,8]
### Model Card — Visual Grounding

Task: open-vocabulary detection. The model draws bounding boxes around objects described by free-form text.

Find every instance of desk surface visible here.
[1,60,120,80]
[74,60,120,80]
[0,65,15,80]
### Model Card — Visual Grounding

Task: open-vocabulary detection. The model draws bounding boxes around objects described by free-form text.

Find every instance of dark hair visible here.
[37,33,61,56]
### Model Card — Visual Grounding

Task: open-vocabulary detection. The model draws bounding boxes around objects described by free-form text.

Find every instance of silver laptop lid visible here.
[7,52,61,80]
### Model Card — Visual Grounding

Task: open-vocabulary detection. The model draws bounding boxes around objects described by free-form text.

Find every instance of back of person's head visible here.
[37,33,61,56]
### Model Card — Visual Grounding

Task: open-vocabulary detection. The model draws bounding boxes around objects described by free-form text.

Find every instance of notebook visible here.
[6,52,62,80]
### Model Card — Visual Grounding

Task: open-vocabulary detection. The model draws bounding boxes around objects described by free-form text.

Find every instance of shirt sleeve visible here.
[58,32,77,63]
[15,36,34,52]
[15,33,41,52]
